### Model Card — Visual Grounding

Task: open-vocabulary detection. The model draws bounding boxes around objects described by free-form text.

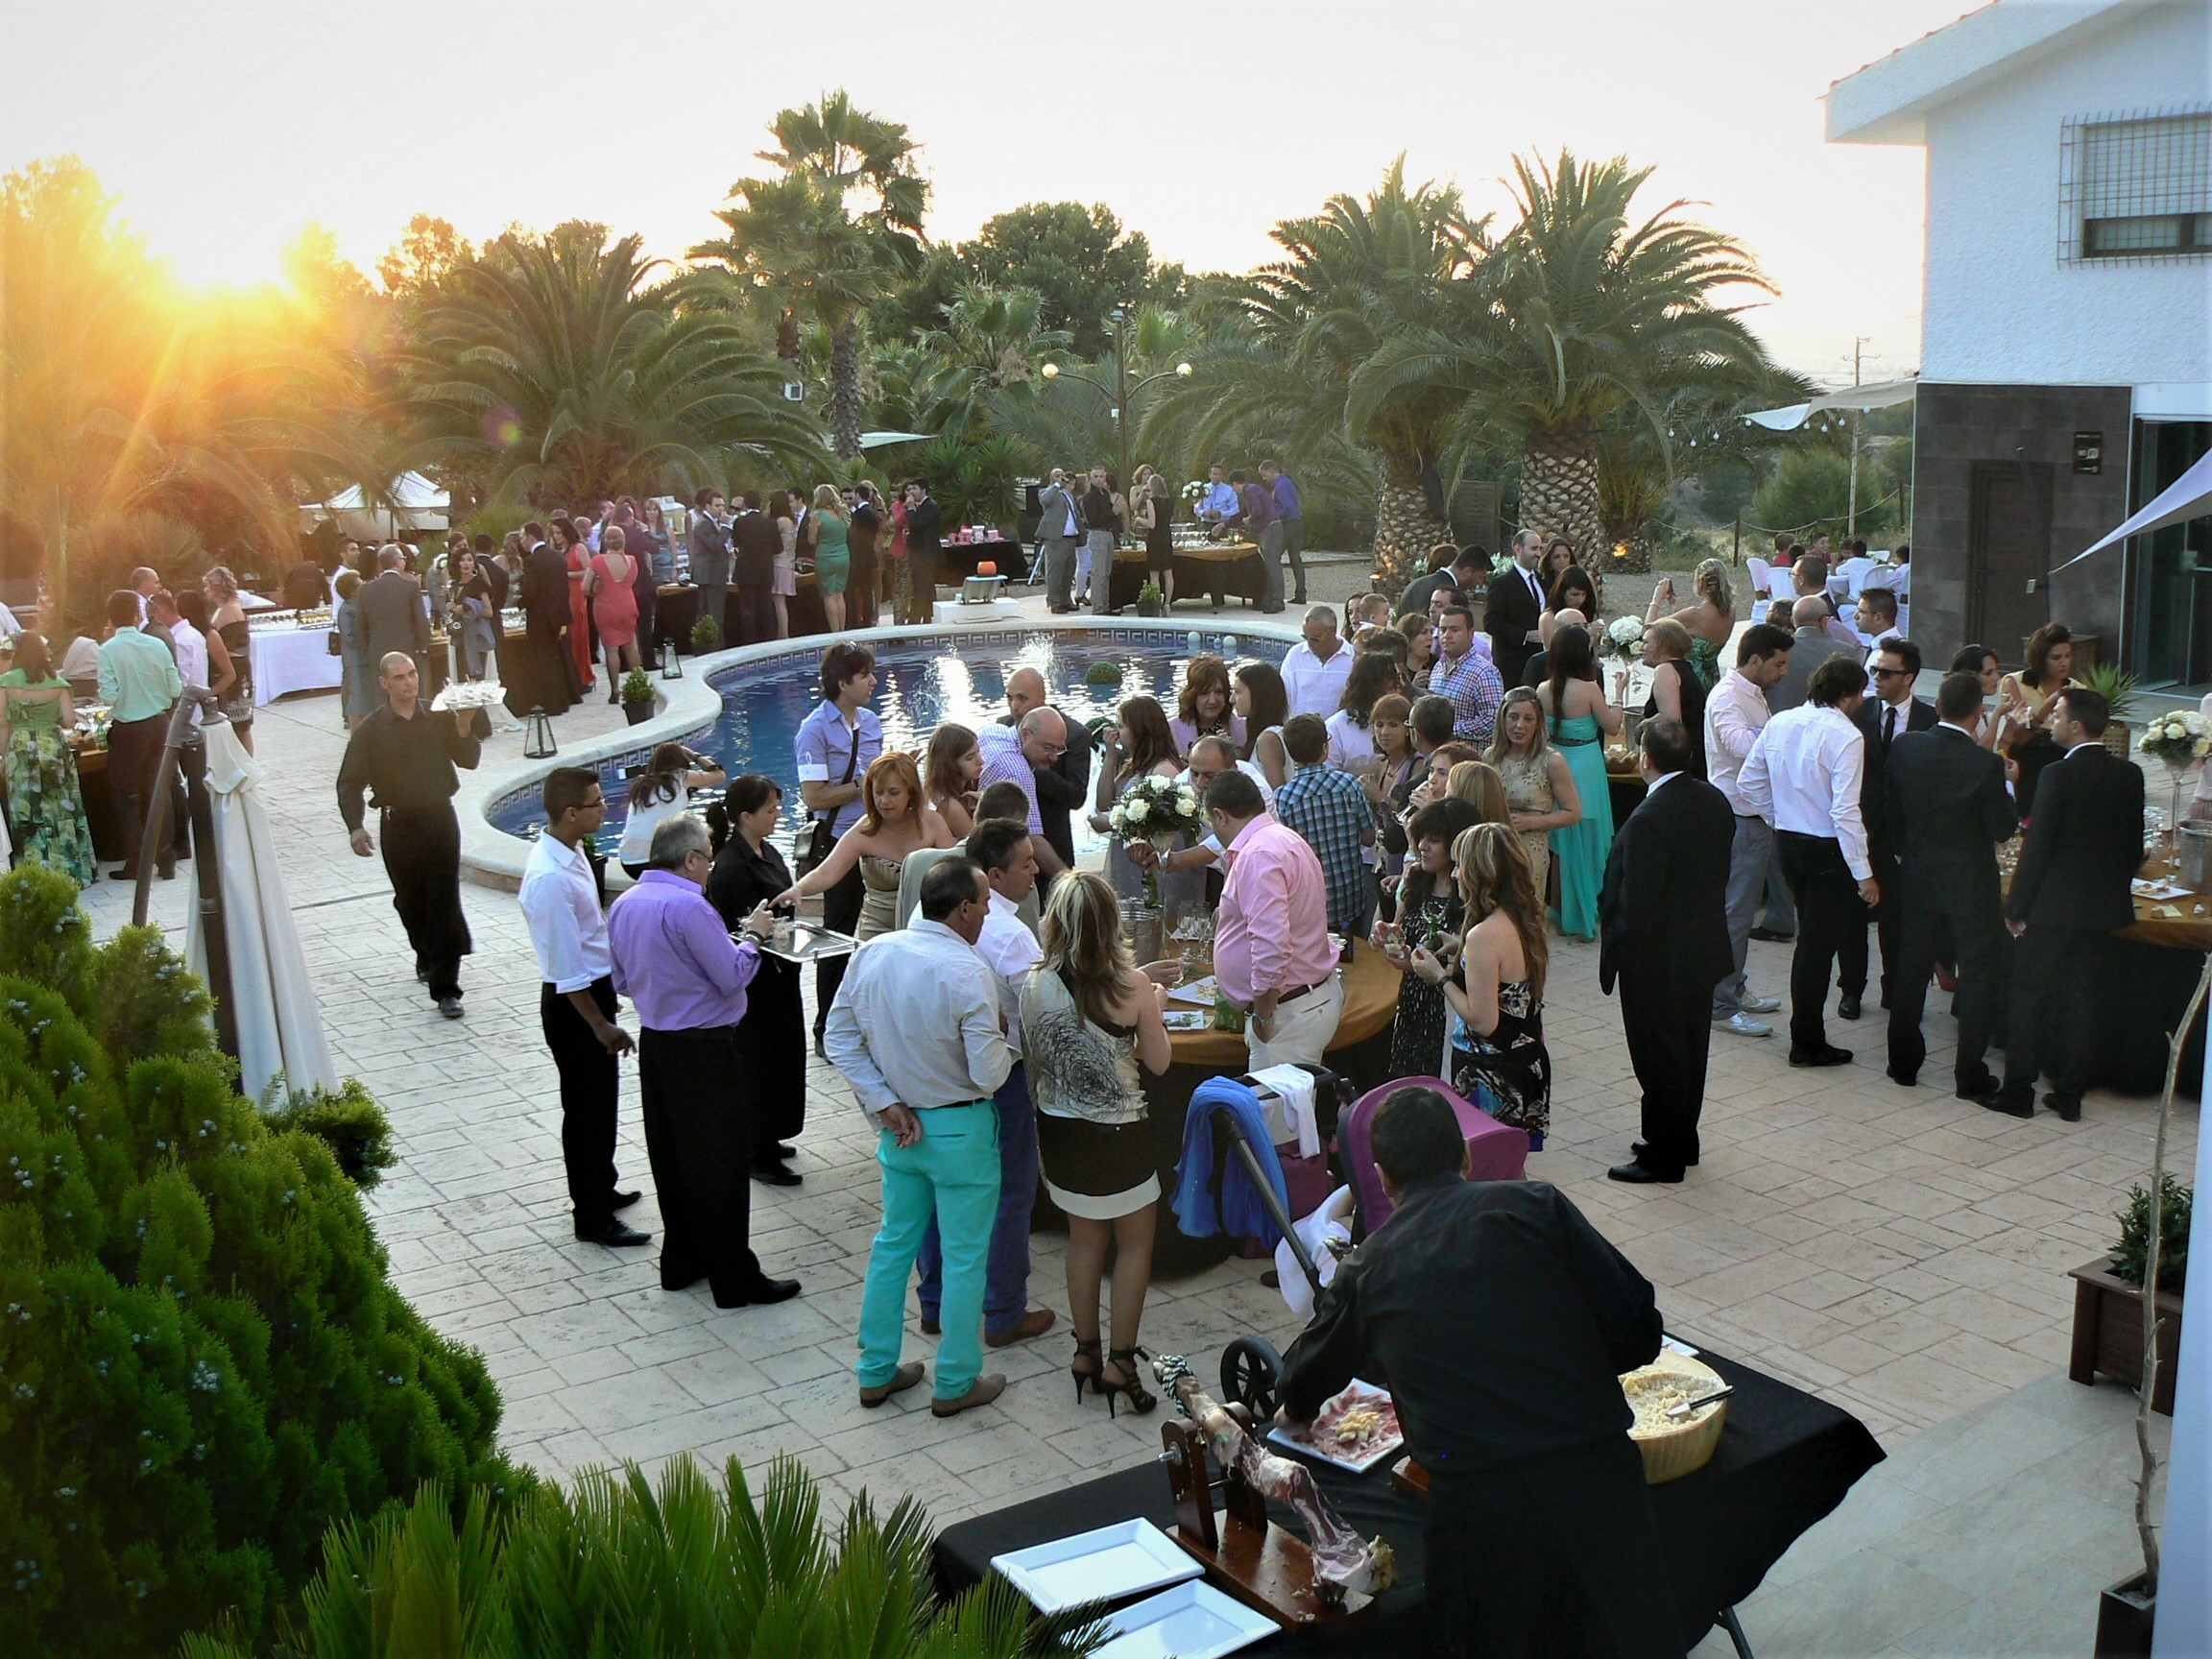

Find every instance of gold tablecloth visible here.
[1166,938,1401,1070]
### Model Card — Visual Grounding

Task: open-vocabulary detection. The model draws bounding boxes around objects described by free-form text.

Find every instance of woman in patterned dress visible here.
[1373,797,1481,1078]
[0,633,97,887]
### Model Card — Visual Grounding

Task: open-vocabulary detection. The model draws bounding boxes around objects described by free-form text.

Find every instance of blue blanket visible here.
[1173,1077,1292,1245]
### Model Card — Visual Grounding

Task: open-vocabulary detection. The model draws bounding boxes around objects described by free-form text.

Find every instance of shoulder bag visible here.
[797,718,860,878]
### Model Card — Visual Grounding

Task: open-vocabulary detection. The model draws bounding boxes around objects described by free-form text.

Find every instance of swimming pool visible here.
[486,626,1290,858]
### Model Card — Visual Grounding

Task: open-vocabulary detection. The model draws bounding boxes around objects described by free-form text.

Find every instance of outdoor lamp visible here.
[660,637,683,680]
[523,706,558,759]
[1042,362,1060,379]
[1175,362,1193,376]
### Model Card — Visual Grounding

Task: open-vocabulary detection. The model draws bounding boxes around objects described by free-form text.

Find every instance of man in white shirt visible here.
[913,819,1055,1350]
[1739,654,1877,1069]
[1704,623,1793,1038]
[826,856,1016,1418]
[517,768,648,1248]
[1281,606,1355,718]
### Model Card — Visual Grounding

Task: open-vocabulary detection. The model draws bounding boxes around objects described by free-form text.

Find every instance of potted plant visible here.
[690,613,721,653]
[619,666,656,726]
[2080,661,2141,758]
[2091,960,2209,1656]
[1136,578,1165,617]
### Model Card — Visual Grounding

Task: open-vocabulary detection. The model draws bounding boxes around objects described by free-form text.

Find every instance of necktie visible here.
[1883,706,1897,752]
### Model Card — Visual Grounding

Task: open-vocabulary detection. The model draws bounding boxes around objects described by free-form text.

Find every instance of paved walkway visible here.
[72,600,2192,1652]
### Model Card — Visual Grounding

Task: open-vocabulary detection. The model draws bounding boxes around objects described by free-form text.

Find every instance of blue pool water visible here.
[488,626,1290,858]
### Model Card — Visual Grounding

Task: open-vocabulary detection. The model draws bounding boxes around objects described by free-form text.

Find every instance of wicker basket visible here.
[1622,1353,1728,1484]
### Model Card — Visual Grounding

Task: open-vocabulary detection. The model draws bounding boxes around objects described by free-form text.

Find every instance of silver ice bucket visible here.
[2180,821,2212,894]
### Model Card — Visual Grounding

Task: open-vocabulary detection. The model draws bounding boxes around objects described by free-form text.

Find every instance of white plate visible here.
[1265,1378,1404,1474]
[1167,975,1219,1007]
[990,1519,1201,1615]
[1164,1010,1212,1032]
[1093,1579,1278,1659]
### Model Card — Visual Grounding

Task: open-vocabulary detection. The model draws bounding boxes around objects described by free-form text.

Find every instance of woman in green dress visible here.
[1533,624,1621,942]
[0,633,98,887]
[808,484,852,635]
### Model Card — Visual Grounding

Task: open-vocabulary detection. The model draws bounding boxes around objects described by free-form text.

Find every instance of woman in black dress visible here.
[1373,797,1481,1078]
[1134,467,1175,607]
[706,773,805,1186]
[1639,617,1707,777]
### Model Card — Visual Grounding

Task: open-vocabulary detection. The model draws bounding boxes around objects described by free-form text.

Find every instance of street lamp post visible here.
[1041,306,1192,489]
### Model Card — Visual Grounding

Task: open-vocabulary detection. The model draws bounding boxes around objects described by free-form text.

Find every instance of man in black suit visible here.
[506,525,578,717]
[904,479,945,624]
[1883,672,2018,1095]
[1984,687,2145,1122]
[1484,528,1548,689]
[687,488,731,646]
[1002,665,1088,878]
[1599,718,1737,1185]
[359,545,430,676]
[729,493,781,646]
[1845,637,1938,1018]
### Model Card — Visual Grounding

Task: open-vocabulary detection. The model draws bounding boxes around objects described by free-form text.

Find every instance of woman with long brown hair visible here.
[780,750,953,939]
[1170,654,1244,755]
[1096,695,1197,914]
[1020,870,1172,1417]
[1536,623,1621,940]
[616,742,728,878]
[1998,622,2077,818]
[1324,649,1405,772]
[705,773,807,1185]
[768,490,800,639]
[1374,797,1481,1077]
[1410,822,1553,1148]
[1487,685,1580,897]
[923,721,982,840]
[1233,661,1291,790]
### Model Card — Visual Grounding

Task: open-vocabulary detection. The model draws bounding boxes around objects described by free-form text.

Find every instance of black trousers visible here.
[1618,965,1714,1176]
[2003,924,2109,1105]
[1887,903,2007,1088]
[106,712,174,878]
[733,581,776,647]
[1426,1437,1679,1659]
[1778,831,1862,1052]
[1282,518,1307,602]
[1838,850,1890,998]
[541,976,620,1233]
[637,1024,764,1301]
[379,803,470,1000]
[812,859,865,1041]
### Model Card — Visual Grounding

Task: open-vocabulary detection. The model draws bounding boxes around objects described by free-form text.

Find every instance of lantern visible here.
[523,706,558,759]
[661,637,683,680]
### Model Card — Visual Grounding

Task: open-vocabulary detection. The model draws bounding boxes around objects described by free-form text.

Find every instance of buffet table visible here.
[1112,541,1269,611]
[652,577,826,652]
[935,1343,1885,1655]
[249,624,343,704]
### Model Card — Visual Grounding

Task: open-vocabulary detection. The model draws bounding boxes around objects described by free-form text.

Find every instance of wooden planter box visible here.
[2070,1255,2181,1416]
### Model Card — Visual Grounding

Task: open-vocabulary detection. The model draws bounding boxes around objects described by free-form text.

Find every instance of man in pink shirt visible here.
[1205,770,1342,1068]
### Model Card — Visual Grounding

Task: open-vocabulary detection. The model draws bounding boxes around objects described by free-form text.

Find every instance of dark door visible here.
[1967,461,2054,661]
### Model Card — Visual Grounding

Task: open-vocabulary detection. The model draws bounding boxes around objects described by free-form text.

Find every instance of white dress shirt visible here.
[975,889,1044,1046]
[824,919,1014,1123]
[169,617,209,726]
[1704,667,1771,817]
[1281,640,1355,719]
[1739,704,1870,879]
[518,832,613,993]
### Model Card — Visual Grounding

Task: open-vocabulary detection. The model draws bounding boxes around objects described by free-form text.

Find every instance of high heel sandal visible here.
[1070,1337,1102,1403]
[1098,1346,1157,1418]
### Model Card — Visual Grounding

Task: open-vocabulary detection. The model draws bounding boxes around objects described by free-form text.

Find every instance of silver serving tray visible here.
[754,920,858,964]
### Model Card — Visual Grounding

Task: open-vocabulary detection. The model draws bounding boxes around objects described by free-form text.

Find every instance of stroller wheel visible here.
[1219,1336,1284,1420]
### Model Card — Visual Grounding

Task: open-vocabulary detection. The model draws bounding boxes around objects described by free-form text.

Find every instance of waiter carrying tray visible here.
[337,651,489,1019]
[1278,1086,1683,1658]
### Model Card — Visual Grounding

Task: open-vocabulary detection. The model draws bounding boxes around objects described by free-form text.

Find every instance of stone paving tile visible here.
[76,666,2200,1540]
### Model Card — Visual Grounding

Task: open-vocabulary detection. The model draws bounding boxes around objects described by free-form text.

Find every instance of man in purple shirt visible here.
[1260,460,1306,607]
[1230,468,1286,613]
[608,813,800,1309]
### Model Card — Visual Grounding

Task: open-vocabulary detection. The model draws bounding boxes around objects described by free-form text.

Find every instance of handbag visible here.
[796,718,861,878]
[327,631,344,657]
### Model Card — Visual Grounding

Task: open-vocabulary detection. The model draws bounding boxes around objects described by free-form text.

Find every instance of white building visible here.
[1828,0,2212,684]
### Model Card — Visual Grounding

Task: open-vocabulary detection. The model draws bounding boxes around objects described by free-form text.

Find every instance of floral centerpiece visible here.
[1181,478,1208,504]
[2141,709,2212,842]
[1600,615,1647,664]
[1111,774,1207,907]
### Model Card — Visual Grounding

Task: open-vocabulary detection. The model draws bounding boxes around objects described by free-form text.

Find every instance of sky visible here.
[1,0,1986,385]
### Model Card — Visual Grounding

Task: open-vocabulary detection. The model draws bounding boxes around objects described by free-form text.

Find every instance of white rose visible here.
[1127,800,1149,824]
[1180,790,1199,813]
[2197,739,2210,758]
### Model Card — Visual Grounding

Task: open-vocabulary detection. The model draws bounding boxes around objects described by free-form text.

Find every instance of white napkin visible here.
[1277,1185,1357,1319]
[1249,1063,1321,1158]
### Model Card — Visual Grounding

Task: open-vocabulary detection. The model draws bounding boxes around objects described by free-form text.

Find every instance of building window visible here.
[2060,108,2212,262]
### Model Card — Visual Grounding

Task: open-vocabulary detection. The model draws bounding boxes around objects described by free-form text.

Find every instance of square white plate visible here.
[990,1519,1201,1615]
[1094,1579,1278,1659]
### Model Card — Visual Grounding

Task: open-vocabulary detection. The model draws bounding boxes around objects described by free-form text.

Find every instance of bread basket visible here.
[1621,1353,1728,1484]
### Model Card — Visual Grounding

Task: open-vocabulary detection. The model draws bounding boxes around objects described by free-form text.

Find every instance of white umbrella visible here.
[184,722,339,1103]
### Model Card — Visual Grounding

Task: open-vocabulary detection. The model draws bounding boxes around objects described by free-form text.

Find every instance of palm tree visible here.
[695,93,927,460]
[407,225,822,508]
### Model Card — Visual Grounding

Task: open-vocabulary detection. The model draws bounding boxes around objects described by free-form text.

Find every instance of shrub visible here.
[690,613,721,651]
[260,1079,395,1191]
[180,1455,1103,1659]
[619,666,655,706]
[2114,1172,2192,1294]
[0,866,517,1658]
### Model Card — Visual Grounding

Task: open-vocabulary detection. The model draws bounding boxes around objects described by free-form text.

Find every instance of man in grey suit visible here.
[1767,597,1859,714]
[1034,468,1081,614]
[359,545,431,678]
[687,487,732,647]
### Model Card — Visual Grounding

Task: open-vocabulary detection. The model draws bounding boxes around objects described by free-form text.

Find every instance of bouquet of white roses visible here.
[2141,709,2212,769]
[1182,478,1207,503]
[1600,614,1647,664]
[1112,773,1208,906]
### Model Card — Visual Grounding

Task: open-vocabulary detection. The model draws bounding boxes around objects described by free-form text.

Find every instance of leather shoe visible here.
[1887,1069,1918,1088]
[986,1309,1058,1347]
[436,996,465,1020]
[919,1315,941,1336]
[751,1161,803,1188]
[715,1276,801,1309]
[1631,1141,1696,1168]
[1976,1088,2033,1118]
[577,1218,653,1246]
[931,1373,1008,1417]
[1749,926,1794,943]
[770,1142,799,1160]
[1789,1045,1853,1068]
[1608,1161,1682,1185]
[1837,992,1863,1021]
[2045,1093,2083,1123]
[1954,1072,2000,1101]
[611,1189,642,1211]
[812,1033,829,1062]
[859,1360,926,1408]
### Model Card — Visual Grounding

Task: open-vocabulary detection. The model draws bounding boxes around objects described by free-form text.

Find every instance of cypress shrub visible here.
[0,865,519,1657]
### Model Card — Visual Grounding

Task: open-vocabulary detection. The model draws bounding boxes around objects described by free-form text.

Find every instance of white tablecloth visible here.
[250,626,343,705]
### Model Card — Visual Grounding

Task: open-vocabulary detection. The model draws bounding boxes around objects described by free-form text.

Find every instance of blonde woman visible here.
[1487,685,1579,896]
[201,565,256,752]
[809,484,853,634]
[1645,558,1735,689]
[778,752,953,939]
[1639,616,1707,776]
[1132,465,1175,608]
[1445,758,1514,827]
[1409,822,1552,1147]
[1020,870,1172,1417]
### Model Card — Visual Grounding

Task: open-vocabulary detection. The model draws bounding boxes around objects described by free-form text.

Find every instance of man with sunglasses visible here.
[1848,638,1936,1020]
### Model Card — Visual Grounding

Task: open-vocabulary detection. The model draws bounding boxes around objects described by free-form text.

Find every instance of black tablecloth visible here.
[930,539,1024,581]
[1109,548,1269,611]
[651,582,826,653]
[934,1345,1884,1654]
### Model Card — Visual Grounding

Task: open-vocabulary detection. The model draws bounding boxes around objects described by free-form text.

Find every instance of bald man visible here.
[130,566,161,624]
[999,667,1089,877]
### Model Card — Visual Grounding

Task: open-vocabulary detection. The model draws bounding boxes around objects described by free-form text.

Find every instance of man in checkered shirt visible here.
[1429,604,1504,746]
[1273,714,1377,937]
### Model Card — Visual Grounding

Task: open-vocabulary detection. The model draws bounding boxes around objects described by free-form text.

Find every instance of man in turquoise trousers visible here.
[825,855,1015,1418]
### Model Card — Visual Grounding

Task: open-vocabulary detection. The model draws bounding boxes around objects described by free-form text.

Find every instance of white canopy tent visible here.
[300,471,451,540]
[859,430,932,449]
[1745,377,1921,432]
[2051,444,2212,576]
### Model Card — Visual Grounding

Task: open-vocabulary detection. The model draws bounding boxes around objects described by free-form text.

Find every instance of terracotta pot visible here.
[2070,1255,2181,1415]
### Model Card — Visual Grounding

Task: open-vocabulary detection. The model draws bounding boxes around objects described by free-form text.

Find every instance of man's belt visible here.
[1275,976,1332,1006]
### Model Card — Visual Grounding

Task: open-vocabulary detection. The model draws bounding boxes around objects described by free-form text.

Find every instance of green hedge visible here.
[0,865,519,1657]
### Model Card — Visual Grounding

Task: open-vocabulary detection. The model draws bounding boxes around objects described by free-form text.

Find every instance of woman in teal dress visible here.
[0,633,98,887]
[808,484,852,635]
[1534,624,1622,941]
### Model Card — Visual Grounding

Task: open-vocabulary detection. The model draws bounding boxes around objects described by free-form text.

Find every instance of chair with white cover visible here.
[1744,556,1773,600]
[1838,555,1877,599]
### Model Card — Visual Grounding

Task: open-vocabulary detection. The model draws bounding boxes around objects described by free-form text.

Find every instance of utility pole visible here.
[1847,337,1869,538]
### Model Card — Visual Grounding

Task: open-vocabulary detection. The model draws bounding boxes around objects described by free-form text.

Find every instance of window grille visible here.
[2059,107,2212,261]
